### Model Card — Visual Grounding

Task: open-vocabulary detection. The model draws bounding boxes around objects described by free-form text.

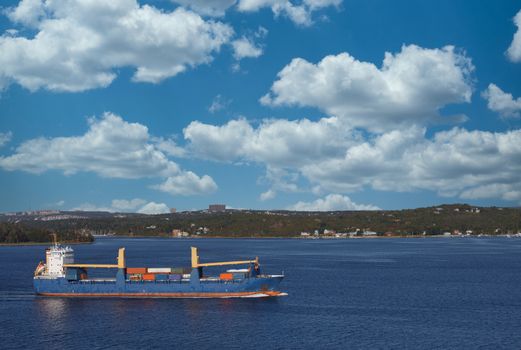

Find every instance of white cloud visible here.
[482,83,521,119]
[184,118,254,162]
[72,203,113,212]
[137,201,170,215]
[55,200,65,207]
[288,194,380,211]
[208,94,231,113]
[73,198,171,214]
[302,127,521,202]
[111,198,147,211]
[0,112,217,196]
[0,131,13,147]
[152,137,187,157]
[231,36,263,60]
[184,116,359,166]
[154,172,218,196]
[260,189,276,201]
[0,112,177,178]
[6,0,46,28]
[237,0,341,26]
[185,114,521,204]
[507,10,521,62]
[171,0,237,17]
[460,184,521,202]
[1,0,233,92]
[261,45,473,132]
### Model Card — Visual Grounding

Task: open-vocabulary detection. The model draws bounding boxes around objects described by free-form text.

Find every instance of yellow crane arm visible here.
[191,247,258,268]
[63,264,119,268]
[64,248,126,269]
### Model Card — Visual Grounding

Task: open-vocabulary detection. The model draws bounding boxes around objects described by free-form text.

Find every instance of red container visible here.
[142,273,155,281]
[219,273,233,280]
[127,267,147,274]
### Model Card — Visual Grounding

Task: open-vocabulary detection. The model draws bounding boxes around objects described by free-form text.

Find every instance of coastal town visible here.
[1,203,521,244]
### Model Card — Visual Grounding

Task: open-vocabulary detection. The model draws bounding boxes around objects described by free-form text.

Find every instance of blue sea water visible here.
[2,237,521,349]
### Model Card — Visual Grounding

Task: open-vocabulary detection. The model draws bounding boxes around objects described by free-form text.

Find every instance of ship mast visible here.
[50,233,58,248]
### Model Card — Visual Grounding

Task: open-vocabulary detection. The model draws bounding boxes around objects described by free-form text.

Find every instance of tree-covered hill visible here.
[2,204,520,239]
[0,222,94,244]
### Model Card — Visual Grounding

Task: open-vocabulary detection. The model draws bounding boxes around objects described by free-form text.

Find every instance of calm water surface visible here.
[2,237,521,349]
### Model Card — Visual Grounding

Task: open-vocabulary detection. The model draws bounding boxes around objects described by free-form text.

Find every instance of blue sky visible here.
[0,0,521,213]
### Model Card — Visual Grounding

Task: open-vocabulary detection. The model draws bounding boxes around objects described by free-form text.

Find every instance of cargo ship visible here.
[33,242,285,298]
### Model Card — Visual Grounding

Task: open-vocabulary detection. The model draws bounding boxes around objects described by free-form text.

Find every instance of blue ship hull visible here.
[34,269,284,298]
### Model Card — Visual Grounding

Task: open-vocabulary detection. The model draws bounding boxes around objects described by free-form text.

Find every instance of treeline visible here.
[0,222,94,244]
[8,204,521,238]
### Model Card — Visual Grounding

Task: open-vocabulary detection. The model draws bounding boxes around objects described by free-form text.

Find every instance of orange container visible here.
[219,273,233,280]
[127,267,147,274]
[142,273,156,281]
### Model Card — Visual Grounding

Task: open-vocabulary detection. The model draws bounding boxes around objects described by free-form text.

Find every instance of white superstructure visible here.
[44,245,74,277]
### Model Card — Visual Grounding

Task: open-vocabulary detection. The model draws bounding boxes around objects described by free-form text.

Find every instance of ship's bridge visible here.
[45,245,74,277]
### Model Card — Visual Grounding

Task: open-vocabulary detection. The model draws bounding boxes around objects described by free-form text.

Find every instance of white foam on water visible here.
[239,293,271,298]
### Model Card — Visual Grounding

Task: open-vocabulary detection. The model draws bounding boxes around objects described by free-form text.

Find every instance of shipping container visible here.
[127,267,147,274]
[129,275,142,281]
[142,273,155,281]
[171,267,192,274]
[220,273,233,280]
[155,274,169,281]
[147,268,171,273]
[171,267,183,274]
[182,274,191,279]
[227,269,249,273]
[232,272,246,280]
[65,267,87,281]
[168,274,182,281]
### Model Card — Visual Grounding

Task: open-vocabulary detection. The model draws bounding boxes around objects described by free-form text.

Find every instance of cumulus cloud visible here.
[111,198,147,211]
[0,113,178,177]
[237,0,341,26]
[1,0,233,92]
[507,10,521,62]
[152,137,187,157]
[482,83,521,118]
[72,203,113,212]
[460,184,521,203]
[6,0,46,27]
[288,194,380,211]
[169,0,340,26]
[184,116,359,166]
[154,172,218,196]
[208,94,231,113]
[231,36,263,60]
[260,189,276,201]
[185,115,521,204]
[137,201,170,215]
[0,112,217,196]
[0,131,13,147]
[171,0,237,17]
[73,198,170,214]
[261,45,473,132]
[302,127,521,202]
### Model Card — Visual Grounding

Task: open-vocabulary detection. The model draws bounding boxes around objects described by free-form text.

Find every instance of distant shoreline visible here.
[0,241,94,246]
[92,234,516,240]
[2,234,518,246]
